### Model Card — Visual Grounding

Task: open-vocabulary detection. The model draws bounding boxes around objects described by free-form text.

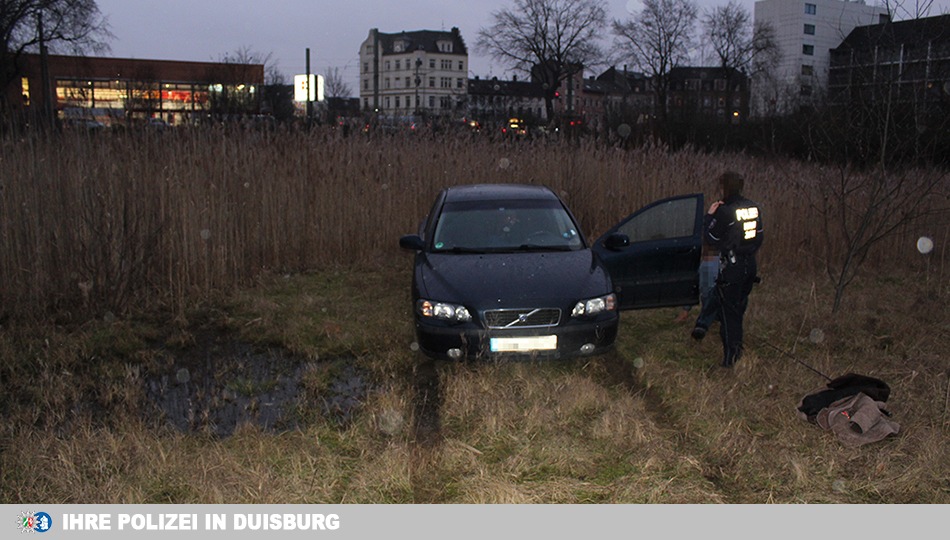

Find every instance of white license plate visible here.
[489,335,557,352]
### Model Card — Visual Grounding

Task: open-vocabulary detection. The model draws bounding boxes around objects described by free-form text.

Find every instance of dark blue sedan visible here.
[400,184,704,360]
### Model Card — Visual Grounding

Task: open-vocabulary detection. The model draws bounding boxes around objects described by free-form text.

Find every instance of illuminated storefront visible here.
[14,54,263,126]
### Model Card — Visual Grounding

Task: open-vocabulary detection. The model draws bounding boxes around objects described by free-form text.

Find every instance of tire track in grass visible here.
[587,349,738,501]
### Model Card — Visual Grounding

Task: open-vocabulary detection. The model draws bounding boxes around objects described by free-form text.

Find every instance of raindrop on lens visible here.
[176,368,190,384]
[917,236,934,254]
[498,158,511,170]
[832,479,847,493]
[809,328,825,344]
[410,342,420,352]
[617,123,632,138]
[200,229,211,241]
[632,357,644,369]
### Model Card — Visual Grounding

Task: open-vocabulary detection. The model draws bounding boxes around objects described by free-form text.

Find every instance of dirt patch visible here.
[143,329,369,436]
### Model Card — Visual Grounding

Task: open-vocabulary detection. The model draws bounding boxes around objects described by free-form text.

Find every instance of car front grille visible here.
[484,308,561,329]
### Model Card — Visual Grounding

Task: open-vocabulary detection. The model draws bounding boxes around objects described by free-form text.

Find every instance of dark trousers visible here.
[715,256,757,366]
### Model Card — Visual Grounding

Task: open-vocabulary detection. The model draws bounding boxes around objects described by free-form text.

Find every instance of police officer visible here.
[691,171,763,368]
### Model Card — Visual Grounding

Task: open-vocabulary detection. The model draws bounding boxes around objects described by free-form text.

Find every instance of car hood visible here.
[416,249,611,310]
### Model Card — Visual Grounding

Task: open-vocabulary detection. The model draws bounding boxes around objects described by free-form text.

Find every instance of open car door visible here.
[592,193,704,310]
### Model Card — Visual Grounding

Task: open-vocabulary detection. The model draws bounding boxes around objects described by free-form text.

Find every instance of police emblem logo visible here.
[16,511,52,533]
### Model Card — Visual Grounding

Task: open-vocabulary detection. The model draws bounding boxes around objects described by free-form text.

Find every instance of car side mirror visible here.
[399,234,425,251]
[604,233,630,251]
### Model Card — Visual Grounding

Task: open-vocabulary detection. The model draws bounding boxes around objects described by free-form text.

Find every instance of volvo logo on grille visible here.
[518,313,529,323]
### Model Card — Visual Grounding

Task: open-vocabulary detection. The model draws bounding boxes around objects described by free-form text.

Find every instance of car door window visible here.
[617,198,698,242]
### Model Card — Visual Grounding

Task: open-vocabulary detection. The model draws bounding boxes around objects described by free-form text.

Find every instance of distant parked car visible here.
[63,118,106,132]
[146,117,169,131]
[399,183,705,360]
[502,117,527,137]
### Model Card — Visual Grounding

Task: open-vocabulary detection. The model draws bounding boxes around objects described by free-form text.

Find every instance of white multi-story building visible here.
[753,0,889,114]
[359,27,469,116]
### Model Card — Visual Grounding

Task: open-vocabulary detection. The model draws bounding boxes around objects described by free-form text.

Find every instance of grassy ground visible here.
[1,262,946,503]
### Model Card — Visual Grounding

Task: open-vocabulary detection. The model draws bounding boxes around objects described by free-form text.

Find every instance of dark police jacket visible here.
[703,194,764,260]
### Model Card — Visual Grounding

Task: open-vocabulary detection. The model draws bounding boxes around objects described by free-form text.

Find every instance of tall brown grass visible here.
[1,128,946,320]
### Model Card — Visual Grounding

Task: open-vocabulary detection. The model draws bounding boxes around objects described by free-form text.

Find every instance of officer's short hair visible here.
[717,171,744,198]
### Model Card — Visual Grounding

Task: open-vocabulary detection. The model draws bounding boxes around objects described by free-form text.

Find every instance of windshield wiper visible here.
[439,247,489,254]
[517,244,574,252]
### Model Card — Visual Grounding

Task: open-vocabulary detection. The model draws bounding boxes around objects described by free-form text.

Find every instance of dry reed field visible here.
[0,128,947,504]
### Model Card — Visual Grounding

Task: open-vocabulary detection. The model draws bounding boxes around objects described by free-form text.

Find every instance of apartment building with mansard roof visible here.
[359,27,468,116]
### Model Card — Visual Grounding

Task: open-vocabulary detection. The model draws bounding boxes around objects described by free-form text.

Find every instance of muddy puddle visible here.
[143,331,369,437]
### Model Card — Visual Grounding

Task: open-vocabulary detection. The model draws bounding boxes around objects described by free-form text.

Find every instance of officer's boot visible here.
[722,344,743,368]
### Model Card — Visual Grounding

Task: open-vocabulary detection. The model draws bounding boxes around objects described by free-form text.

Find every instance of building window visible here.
[385,78,390,89]
[441,59,451,70]
[384,61,390,71]
[429,96,435,108]
[429,77,435,88]
[363,63,368,73]
[429,59,436,69]
[385,97,390,108]
[803,44,815,56]
[801,64,814,76]
[458,61,464,71]
[805,3,816,15]
[440,77,451,88]
[395,96,400,108]
[457,78,464,89]
[715,79,726,91]
[363,79,368,90]
[405,77,411,87]
[804,23,816,35]
[395,60,401,70]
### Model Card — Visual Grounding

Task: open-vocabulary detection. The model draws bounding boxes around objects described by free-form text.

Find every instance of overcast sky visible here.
[94,0,949,92]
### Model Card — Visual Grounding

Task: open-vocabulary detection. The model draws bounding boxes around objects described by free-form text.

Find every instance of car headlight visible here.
[417,299,472,322]
[572,293,617,318]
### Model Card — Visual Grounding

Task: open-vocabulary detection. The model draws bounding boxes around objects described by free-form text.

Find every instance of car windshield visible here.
[431,198,584,253]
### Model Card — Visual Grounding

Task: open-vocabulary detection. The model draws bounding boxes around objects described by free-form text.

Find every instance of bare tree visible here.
[476,0,608,121]
[612,0,698,126]
[323,66,351,99]
[1,0,111,109]
[881,0,937,20]
[703,0,779,76]
[208,46,271,119]
[786,11,950,312]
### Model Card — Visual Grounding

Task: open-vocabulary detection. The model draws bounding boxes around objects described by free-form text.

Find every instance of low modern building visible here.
[829,14,950,106]
[12,53,264,126]
[359,27,469,116]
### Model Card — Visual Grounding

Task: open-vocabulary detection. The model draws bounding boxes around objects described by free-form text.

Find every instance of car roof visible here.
[442,183,558,203]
